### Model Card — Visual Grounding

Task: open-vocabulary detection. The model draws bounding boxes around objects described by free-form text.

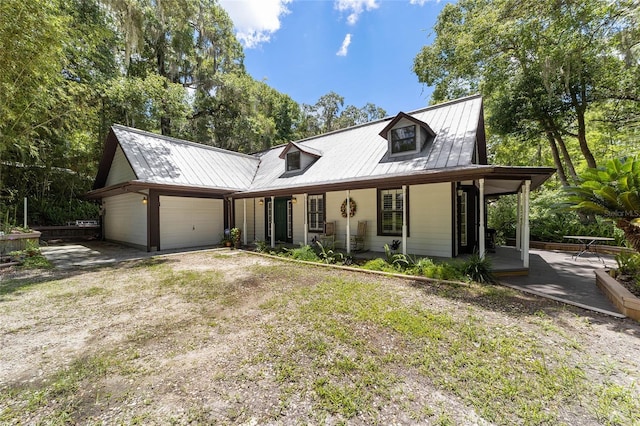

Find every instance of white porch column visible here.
[479,179,486,259]
[346,190,351,254]
[522,180,531,268]
[303,193,308,246]
[402,185,407,255]
[270,195,275,248]
[243,199,247,245]
[516,187,522,252]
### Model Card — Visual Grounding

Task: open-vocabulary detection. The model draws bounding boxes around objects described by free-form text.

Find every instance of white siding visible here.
[103,192,147,248]
[318,184,451,257]
[106,145,136,186]
[291,194,306,245]
[233,199,260,244]
[159,196,223,250]
[407,183,452,257]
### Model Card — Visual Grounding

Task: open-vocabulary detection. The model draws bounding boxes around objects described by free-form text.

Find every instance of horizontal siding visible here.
[233,199,259,244]
[407,183,452,257]
[103,192,147,248]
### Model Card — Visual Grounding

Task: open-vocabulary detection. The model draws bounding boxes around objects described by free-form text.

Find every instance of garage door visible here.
[159,196,223,250]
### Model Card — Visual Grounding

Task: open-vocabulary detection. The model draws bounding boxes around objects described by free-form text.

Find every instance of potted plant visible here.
[230,227,241,249]
[221,229,232,247]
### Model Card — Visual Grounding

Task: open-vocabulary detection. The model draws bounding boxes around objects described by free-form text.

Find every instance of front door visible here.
[457,186,478,254]
[265,197,292,243]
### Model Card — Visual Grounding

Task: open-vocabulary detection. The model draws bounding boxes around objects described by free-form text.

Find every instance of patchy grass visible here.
[0,251,638,425]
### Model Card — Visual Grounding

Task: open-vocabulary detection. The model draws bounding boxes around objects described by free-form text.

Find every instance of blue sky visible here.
[219,0,448,116]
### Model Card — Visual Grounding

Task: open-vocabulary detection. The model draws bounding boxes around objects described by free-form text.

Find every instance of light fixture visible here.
[258,199,264,206]
[291,196,297,204]
[142,196,148,204]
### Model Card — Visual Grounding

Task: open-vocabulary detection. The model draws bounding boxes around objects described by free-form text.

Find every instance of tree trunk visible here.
[546,131,569,186]
[617,219,640,253]
[553,130,579,185]
[569,86,597,168]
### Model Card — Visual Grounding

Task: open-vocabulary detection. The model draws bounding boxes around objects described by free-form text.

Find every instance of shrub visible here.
[461,254,495,284]
[287,244,321,262]
[361,258,395,272]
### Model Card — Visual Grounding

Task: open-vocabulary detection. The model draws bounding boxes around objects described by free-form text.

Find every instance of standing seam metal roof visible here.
[107,95,483,192]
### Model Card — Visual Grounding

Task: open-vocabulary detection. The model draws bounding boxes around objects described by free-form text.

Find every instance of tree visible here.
[564,156,640,252]
[414,0,639,186]
[0,0,68,161]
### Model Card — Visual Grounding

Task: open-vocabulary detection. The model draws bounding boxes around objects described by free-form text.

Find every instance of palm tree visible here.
[564,157,640,252]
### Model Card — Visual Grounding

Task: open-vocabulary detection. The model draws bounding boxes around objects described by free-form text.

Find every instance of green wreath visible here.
[340,198,357,218]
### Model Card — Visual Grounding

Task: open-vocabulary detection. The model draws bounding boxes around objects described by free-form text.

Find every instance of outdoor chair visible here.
[354,221,367,251]
[320,221,336,249]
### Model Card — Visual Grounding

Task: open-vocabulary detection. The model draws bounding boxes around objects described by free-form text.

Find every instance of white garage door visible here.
[159,196,223,250]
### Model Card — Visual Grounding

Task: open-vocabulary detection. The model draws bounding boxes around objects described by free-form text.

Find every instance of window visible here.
[287,200,293,239]
[308,194,324,232]
[390,125,416,154]
[378,188,406,236]
[286,151,301,171]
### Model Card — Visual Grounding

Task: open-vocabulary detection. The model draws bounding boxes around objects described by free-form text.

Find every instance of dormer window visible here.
[390,125,416,154]
[379,112,436,159]
[286,151,301,171]
[279,141,323,175]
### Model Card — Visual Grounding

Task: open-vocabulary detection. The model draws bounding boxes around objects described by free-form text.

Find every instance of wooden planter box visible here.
[595,269,640,321]
[0,231,41,254]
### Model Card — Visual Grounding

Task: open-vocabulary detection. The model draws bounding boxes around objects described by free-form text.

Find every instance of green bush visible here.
[286,244,321,262]
[461,253,495,284]
[361,258,396,272]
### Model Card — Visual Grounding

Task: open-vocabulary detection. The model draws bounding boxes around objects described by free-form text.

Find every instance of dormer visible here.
[278,141,323,174]
[378,112,436,157]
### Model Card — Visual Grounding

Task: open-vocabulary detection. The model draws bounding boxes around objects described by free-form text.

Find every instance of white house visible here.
[88,95,555,266]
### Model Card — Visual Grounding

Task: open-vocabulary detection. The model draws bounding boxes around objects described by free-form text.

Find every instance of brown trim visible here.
[378,112,436,139]
[376,187,410,237]
[148,189,159,251]
[306,193,326,233]
[451,182,457,257]
[86,181,233,200]
[231,166,555,200]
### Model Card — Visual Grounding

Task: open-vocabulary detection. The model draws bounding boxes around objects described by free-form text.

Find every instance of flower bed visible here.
[595,270,640,321]
[0,231,41,253]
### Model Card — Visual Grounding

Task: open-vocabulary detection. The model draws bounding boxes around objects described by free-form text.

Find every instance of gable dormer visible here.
[278,142,322,174]
[378,112,436,157]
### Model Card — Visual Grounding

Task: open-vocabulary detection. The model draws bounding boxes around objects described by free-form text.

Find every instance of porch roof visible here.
[230,164,556,199]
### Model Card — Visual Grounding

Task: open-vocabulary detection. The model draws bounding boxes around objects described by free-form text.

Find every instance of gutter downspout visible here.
[402,185,407,255]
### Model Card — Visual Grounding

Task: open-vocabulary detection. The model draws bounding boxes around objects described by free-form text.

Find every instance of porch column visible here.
[402,185,407,255]
[479,179,486,259]
[346,190,351,254]
[303,193,308,246]
[243,199,247,245]
[515,187,522,252]
[522,180,531,268]
[270,195,275,248]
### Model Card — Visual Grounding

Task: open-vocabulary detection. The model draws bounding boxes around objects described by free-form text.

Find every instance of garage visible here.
[159,196,223,250]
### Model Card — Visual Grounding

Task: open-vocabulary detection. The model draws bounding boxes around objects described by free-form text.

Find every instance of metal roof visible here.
[111,125,259,190]
[249,95,484,192]
[91,95,553,198]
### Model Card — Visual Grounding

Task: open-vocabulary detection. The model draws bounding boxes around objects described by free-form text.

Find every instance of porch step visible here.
[493,268,529,277]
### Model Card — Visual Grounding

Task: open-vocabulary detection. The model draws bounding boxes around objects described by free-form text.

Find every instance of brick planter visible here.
[0,231,41,254]
[595,269,640,321]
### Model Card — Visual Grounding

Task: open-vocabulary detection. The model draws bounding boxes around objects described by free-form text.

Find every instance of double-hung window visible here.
[390,125,416,154]
[307,194,324,232]
[378,188,407,236]
[286,151,301,171]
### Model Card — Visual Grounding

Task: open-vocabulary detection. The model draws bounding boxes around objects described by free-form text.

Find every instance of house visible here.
[87,95,555,266]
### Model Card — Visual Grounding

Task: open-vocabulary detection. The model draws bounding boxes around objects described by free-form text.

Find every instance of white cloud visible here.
[218,0,292,48]
[409,0,432,5]
[335,0,379,25]
[336,33,352,56]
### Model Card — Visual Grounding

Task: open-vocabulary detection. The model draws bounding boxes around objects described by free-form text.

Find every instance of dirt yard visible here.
[1,250,639,425]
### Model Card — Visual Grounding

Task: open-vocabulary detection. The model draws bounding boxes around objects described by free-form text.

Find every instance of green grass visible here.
[1,253,638,425]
